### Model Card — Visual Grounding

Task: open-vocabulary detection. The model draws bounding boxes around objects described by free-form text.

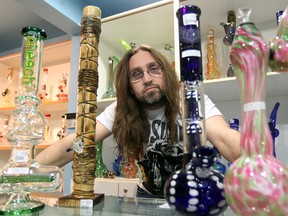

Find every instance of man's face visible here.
[129,51,165,109]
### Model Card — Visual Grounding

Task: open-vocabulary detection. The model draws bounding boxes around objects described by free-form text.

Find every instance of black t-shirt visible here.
[137,107,184,198]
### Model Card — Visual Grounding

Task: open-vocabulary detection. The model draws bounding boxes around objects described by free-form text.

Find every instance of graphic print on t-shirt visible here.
[137,117,183,198]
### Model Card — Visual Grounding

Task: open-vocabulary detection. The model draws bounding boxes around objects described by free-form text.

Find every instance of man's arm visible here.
[206,115,241,162]
[36,120,112,167]
[36,133,75,167]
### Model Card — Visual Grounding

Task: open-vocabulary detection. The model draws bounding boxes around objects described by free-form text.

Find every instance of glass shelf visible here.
[25,195,235,215]
[204,72,288,102]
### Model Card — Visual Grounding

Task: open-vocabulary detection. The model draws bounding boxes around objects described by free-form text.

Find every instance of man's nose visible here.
[142,70,152,83]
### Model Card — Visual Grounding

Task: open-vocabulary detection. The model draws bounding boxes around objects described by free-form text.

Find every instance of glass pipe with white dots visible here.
[164,5,228,215]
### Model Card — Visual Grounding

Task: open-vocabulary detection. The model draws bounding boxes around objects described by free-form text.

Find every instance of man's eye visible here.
[133,70,143,77]
[149,67,158,72]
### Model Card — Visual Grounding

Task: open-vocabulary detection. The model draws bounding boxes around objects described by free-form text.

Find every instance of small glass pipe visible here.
[102,57,117,99]
[205,29,221,80]
[268,102,280,158]
[276,10,284,26]
[220,11,236,78]
[220,10,236,46]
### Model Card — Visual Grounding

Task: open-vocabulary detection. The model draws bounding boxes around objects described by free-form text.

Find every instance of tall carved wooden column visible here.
[58,5,103,207]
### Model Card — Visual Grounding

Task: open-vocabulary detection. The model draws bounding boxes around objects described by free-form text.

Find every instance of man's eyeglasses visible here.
[130,65,162,83]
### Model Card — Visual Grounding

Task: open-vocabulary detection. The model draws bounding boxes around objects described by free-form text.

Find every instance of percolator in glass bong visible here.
[0,27,62,215]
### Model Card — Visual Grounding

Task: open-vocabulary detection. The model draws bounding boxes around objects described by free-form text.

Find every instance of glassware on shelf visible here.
[164,44,174,53]
[0,115,9,145]
[95,141,109,178]
[226,64,234,77]
[120,39,132,50]
[113,145,123,176]
[205,29,221,80]
[212,147,227,175]
[102,56,118,99]
[0,26,63,215]
[56,73,69,100]
[220,11,236,77]
[2,66,15,106]
[118,146,138,179]
[57,115,67,139]
[121,154,138,179]
[113,156,123,176]
[224,8,288,215]
[42,113,52,145]
[164,44,175,67]
[130,42,137,49]
[65,112,76,133]
[164,5,228,215]
[38,68,49,102]
[268,102,280,158]
[269,6,288,72]
[220,11,236,46]
[276,10,284,26]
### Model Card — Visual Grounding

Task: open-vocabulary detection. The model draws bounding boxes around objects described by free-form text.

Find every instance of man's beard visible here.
[143,89,165,105]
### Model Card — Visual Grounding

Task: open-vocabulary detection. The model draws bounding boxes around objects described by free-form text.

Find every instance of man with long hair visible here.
[37,44,240,198]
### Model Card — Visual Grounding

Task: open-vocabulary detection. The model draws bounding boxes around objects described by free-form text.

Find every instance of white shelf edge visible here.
[204,71,288,103]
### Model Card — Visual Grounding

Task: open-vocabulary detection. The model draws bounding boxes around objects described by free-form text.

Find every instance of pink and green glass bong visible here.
[0,27,62,214]
[224,8,288,215]
[164,5,228,215]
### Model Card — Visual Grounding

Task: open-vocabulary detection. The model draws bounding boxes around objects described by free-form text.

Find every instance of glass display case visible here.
[14,195,236,216]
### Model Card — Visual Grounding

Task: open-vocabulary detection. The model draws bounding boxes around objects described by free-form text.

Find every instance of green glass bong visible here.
[0,27,62,214]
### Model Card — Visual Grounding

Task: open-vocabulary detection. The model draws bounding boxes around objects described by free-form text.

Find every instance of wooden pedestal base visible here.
[58,193,104,208]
